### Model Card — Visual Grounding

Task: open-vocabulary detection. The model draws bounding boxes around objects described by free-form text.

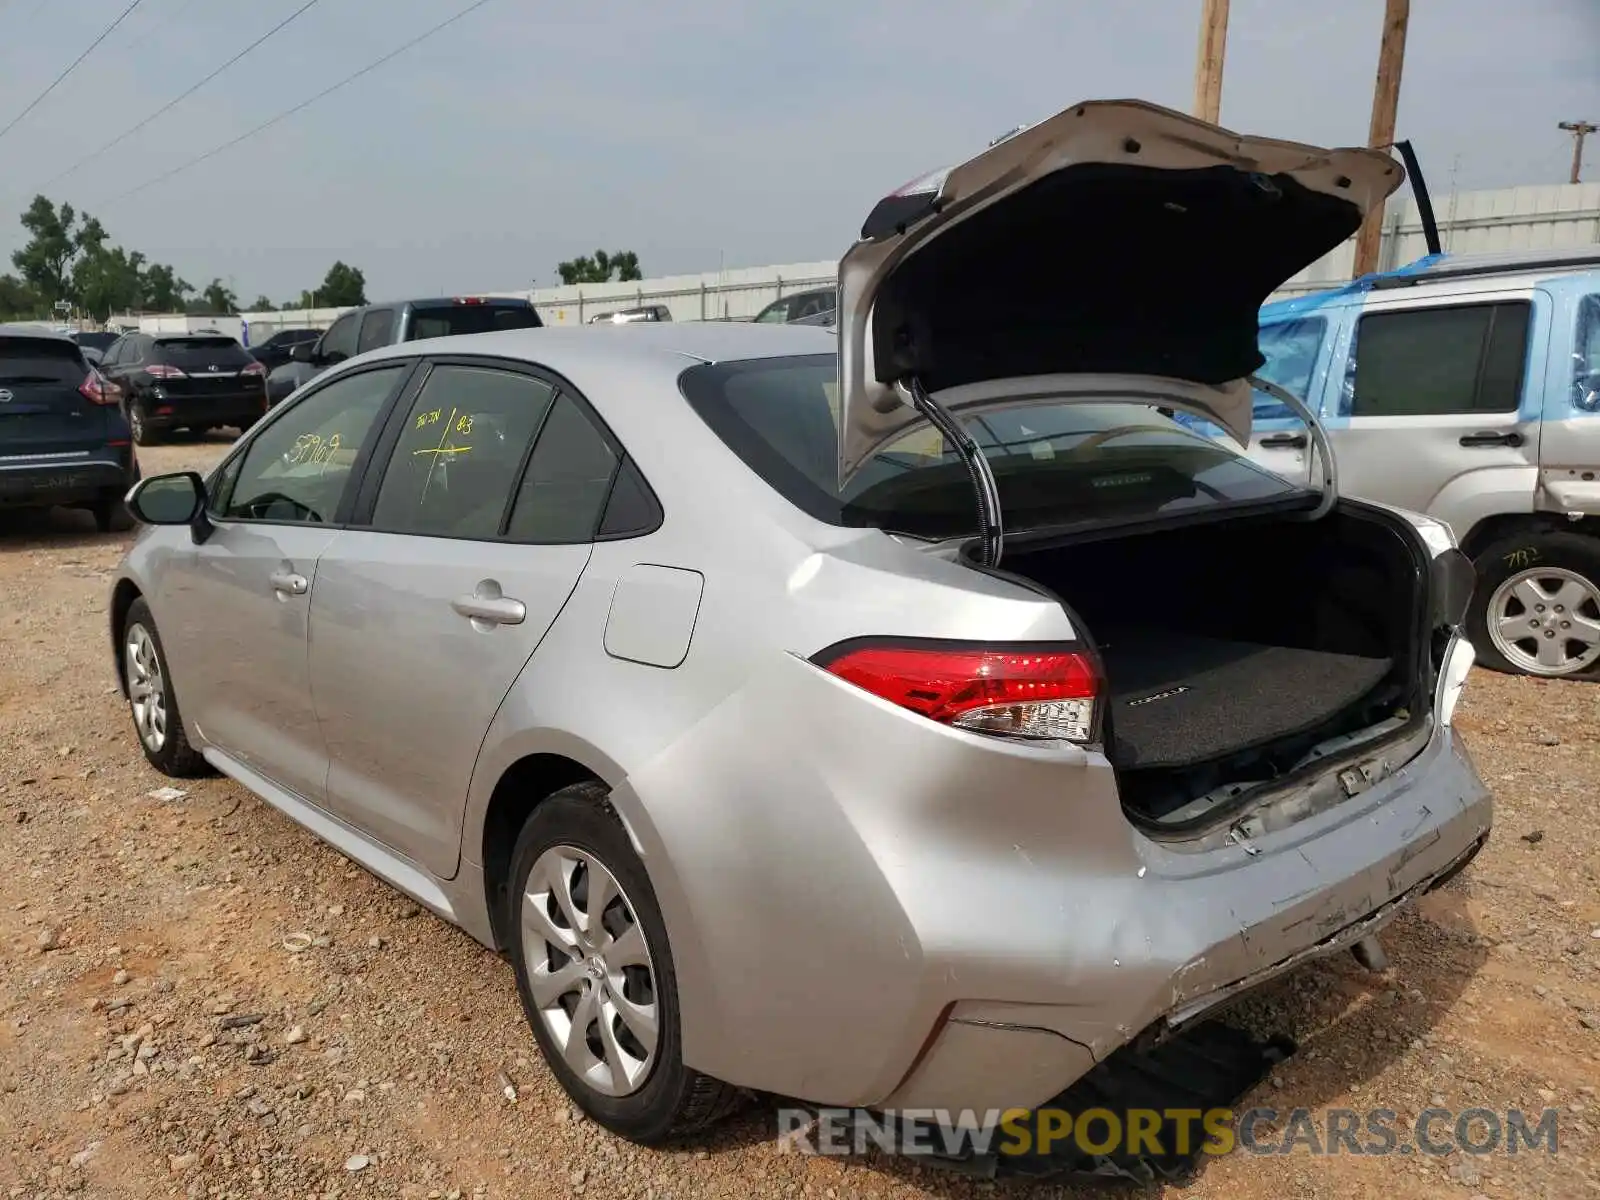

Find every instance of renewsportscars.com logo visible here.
[777,1106,1562,1160]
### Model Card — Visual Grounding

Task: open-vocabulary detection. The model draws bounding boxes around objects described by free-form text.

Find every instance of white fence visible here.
[108,183,1599,340]
[1274,182,1600,298]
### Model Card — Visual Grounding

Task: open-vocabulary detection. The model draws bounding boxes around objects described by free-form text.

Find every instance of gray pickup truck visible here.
[267,296,542,407]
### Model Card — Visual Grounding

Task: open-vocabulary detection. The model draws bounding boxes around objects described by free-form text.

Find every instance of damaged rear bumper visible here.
[883,725,1492,1113]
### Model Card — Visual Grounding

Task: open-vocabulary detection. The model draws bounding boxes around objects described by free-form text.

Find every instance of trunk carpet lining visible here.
[1098,630,1392,770]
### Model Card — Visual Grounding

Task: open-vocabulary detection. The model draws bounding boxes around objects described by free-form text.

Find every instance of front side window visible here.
[1347,301,1531,417]
[1575,295,1600,412]
[319,314,360,364]
[680,354,1299,539]
[220,365,405,523]
[370,365,556,539]
[753,297,792,324]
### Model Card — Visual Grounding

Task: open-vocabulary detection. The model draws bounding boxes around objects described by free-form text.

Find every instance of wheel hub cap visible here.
[1487,565,1600,676]
[125,624,167,753]
[521,846,660,1098]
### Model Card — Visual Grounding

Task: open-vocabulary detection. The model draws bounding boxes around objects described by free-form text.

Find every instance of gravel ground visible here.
[1,435,1597,1200]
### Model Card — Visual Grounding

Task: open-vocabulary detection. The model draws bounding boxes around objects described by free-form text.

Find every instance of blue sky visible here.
[0,0,1596,303]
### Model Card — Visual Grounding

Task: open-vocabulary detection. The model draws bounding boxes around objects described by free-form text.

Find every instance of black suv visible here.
[244,326,321,372]
[101,332,268,445]
[267,296,543,406]
[0,324,139,531]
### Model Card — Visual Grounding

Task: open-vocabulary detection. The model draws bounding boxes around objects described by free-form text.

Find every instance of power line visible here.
[103,0,497,206]
[40,0,324,191]
[0,0,146,145]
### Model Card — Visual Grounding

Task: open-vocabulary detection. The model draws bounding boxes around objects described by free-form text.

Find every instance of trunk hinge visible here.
[1249,374,1339,522]
[897,374,1004,566]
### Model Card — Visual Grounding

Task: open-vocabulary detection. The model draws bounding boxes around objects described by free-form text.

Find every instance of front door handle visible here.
[452,580,526,627]
[268,569,308,596]
[1459,430,1523,448]
[1259,432,1308,449]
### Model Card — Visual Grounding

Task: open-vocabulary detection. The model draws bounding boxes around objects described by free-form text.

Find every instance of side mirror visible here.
[126,472,205,526]
[290,342,317,364]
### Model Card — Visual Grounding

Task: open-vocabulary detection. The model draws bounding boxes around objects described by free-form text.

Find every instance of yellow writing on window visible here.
[287,432,344,470]
[414,407,443,430]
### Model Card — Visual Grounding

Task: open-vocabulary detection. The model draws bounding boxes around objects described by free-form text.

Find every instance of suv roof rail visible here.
[1370,246,1600,290]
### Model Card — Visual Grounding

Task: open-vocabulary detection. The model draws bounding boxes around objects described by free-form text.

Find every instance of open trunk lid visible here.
[836,100,1405,508]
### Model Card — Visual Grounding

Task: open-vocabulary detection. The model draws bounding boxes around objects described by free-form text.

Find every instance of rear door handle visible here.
[452,583,526,627]
[1258,432,1308,449]
[1459,430,1523,448]
[268,570,308,596]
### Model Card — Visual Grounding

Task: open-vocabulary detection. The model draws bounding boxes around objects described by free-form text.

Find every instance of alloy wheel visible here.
[126,623,168,752]
[1486,566,1600,676]
[521,845,659,1098]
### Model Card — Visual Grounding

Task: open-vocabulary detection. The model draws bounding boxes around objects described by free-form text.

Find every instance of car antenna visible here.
[896,375,1003,567]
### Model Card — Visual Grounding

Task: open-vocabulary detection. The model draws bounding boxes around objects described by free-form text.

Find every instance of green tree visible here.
[0,274,41,321]
[142,263,191,311]
[196,278,239,313]
[319,261,366,307]
[248,295,276,312]
[11,196,90,304]
[74,244,147,317]
[556,249,643,285]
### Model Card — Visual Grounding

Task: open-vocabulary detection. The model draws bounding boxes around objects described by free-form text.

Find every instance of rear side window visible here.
[1252,317,1327,420]
[155,337,251,368]
[408,304,542,341]
[679,354,1297,539]
[1349,301,1531,417]
[1576,294,1600,412]
[320,314,360,364]
[370,365,557,539]
[357,309,395,354]
[0,338,84,383]
[505,395,619,543]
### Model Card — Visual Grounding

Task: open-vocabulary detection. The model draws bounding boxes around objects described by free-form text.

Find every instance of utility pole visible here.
[1559,120,1597,185]
[1351,0,1411,278]
[1192,0,1230,124]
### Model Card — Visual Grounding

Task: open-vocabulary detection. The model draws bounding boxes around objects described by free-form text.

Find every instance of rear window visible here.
[408,304,541,341]
[73,331,119,352]
[155,337,251,367]
[679,354,1300,539]
[0,338,85,384]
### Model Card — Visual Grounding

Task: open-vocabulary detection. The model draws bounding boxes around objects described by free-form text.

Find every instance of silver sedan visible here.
[109,99,1492,1145]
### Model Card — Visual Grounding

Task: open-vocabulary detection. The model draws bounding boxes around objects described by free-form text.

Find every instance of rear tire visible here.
[1467,531,1600,678]
[122,598,211,777]
[129,405,157,446]
[506,783,744,1143]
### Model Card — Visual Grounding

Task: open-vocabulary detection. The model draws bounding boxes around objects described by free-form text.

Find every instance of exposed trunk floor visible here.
[1097,631,1392,770]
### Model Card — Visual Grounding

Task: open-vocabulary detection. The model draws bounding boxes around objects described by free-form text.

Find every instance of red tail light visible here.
[814,640,1099,742]
[242,361,266,377]
[79,370,120,405]
[144,363,187,379]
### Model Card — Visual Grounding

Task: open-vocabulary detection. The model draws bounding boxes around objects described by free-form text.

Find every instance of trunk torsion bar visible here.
[897,374,1005,566]
[1248,373,1338,522]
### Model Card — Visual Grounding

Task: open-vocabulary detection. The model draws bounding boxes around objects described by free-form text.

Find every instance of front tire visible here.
[507,783,743,1143]
[123,598,211,776]
[1468,531,1600,678]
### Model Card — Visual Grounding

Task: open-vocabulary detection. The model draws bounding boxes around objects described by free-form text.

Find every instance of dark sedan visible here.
[101,332,268,445]
[245,326,321,372]
[0,324,138,531]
